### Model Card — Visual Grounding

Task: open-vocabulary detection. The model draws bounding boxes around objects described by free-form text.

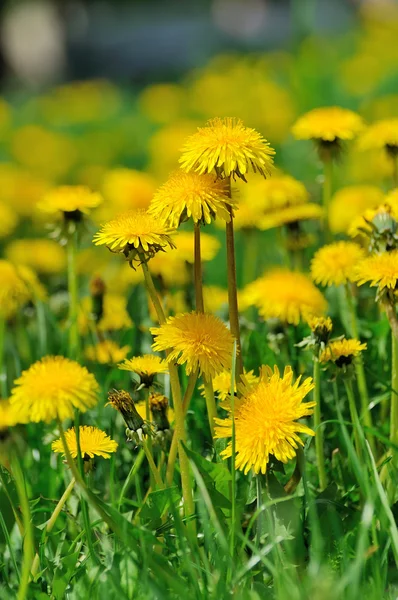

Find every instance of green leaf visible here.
[183,444,231,509]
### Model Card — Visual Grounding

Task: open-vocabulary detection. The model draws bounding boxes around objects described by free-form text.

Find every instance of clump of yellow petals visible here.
[135,398,174,426]
[215,366,315,475]
[260,174,309,209]
[0,260,31,319]
[292,106,364,142]
[200,369,259,404]
[172,231,220,263]
[311,242,366,287]
[203,286,229,313]
[320,339,367,365]
[6,239,66,275]
[358,118,398,155]
[354,250,398,290]
[148,249,190,288]
[260,203,323,230]
[149,170,234,226]
[52,426,118,459]
[0,202,18,239]
[0,399,19,430]
[308,316,333,336]
[39,185,102,216]
[118,354,168,379]
[179,117,275,180]
[245,269,327,325]
[84,340,131,364]
[151,312,235,378]
[93,208,175,261]
[348,203,397,239]
[79,294,133,334]
[10,356,99,423]
[329,185,385,235]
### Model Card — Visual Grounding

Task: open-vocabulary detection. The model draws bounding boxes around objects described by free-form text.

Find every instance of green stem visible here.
[228,343,237,576]
[225,185,243,380]
[391,333,398,446]
[31,477,76,579]
[141,260,166,325]
[345,284,375,454]
[0,468,24,534]
[202,375,216,439]
[67,230,80,359]
[194,222,204,312]
[145,388,154,488]
[118,449,145,511]
[344,379,362,459]
[0,317,7,397]
[11,454,34,600]
[142,440,164,488]
[322,156,333,242]
[256,474,264,547]
[313,355,327,491]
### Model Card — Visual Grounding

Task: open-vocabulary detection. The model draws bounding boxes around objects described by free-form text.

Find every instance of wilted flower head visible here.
[215,366,315,474]
[179,117,275,180]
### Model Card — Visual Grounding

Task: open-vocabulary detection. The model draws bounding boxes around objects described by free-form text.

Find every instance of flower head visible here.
[79,293,133,334]
[0,202,18,239]
[358,118,398,158]
[93,208,176,263]
[308,316,333,345]
[354,250,398,291]
[118,354,168,386]
[329,185,385,235]
[0,399,19,431]
[135,393,174,431]
[107,389,149,438]
[260,203,323,230]
[39,185,102,217]
[292,107,364,143]
[6,238,66,275]
[245,269,327,325]
[172,231,220,263]
[179,117,275,180]
[52,426,118,459]
[261,175,309,209]
[10,356,99,423]
[151,312,235,378]
[215,366,315,475]
[149,170,234,227]
[311,242,366,287]
[84,340,131,364]
[320,338,367,367]
[200,369,259,404]
[0,260,30,319]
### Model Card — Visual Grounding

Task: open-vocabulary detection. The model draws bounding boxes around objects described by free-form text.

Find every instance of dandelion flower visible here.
[0,260,30,319]
[311,242,366,287]
[149,170,234,227]
[320,338,367,367]
[151,312,235,378]
[118,354,168,386]
[358,118,398,158]
[148,251,190,287]
[260,203,323,230]
[135,393,174,429]
[215,366,315,474]
[172,231,220,263]
[79,294,133,334]
[6,239,66,275]
[329,185,385,235]
[93,208,176,263]
[0,399,19,430]
[39,185,102,217]
[52,426,118,459]
[179,117,275,180]
[10,356,99,423]
[245,269,327,325]
[308,316,333,344]
[0,202,18,239]
[261,175,309,209]
[354,250,398,290]
[292,107,364,143]
[200,369,259,404]
[84,340,131,364]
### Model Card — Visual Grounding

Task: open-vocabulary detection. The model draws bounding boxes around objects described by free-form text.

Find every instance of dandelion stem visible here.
[141,259,166,324]
[228,342,237,577]
[145,388,154,488]
[256,474,264,547]
[142,440,164,488]
[225,180,243,380]
[31,477,76,579]
[391,333,398,446]
[0,317,7,397]
[194,222,204,312]
[202,376,216,439]
[118,448,145,511]
[322,156,332,241]
[345,283,375,454]
[67,229,80,359]
[343,378,362,459]
[11,454,34,600]
[313,354,327,491]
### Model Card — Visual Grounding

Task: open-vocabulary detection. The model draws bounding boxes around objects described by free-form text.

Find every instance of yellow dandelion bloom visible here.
[135,396,174,426]
[0,260,30,319]
[79,294,133,334]
[151,312,235,378]
[84,340,131,364]
[261,175,309,210]
[39,185,102,216]
[52,426,118,459]
[320,338,367,366]
[311,242,366,287]
[149,170,234,226]
[354,250,398,290]
[6,239,66,275]
[200,369,259,403]
[118,354,169,384]
[148,251,190,288]
[292,107,364,142]
[0,399,19,430]
[329,185,385,234]
[179,117,275,180]
[93,208,175,262]
[0,202,18,238]
[260,203,323,230]
[308,316,333,336]
[215,366,315,475]
[203,285,229,313]
[172,231,220,263]
[358,118,398,156]
[245,269,327,325]
[10,356,99,423]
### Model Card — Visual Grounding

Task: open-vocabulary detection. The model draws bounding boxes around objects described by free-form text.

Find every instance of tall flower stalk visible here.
[313,353,327,490]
